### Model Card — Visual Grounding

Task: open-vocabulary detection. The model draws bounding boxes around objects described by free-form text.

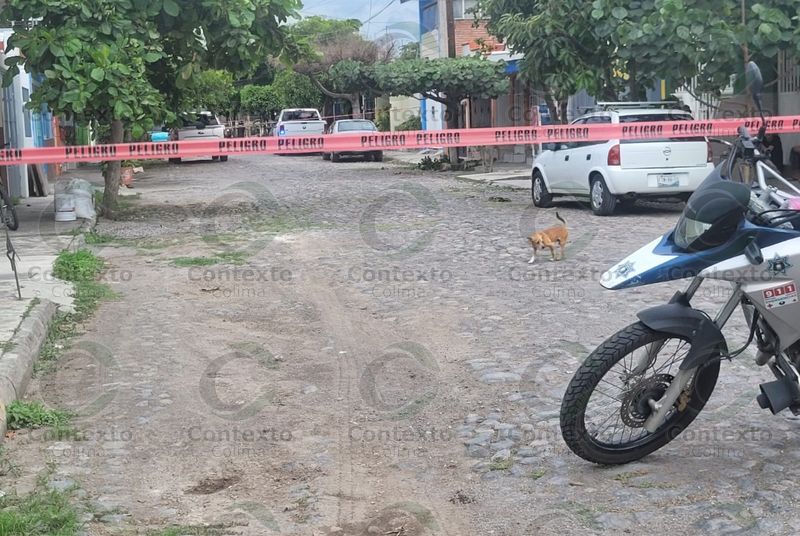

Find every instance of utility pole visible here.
[445,0,456,59]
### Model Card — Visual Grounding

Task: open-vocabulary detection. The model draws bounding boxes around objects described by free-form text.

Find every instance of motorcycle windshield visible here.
[602,222,799,290]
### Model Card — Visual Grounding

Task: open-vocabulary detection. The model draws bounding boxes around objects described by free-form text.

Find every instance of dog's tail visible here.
[555,212,566,226]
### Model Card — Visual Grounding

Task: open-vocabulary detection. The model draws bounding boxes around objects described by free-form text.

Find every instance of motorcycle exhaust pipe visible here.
[757,376,798,414]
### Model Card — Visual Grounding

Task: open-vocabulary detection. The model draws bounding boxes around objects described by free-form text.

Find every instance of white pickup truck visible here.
[275,108,326,137]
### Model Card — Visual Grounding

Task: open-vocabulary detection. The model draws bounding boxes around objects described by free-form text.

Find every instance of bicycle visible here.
[0,184,19,231]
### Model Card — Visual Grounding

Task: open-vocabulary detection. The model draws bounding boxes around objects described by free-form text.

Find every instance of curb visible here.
[0,299,58,439]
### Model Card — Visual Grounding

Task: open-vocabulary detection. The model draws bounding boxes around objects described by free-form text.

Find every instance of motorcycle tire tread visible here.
[560,322,719,465]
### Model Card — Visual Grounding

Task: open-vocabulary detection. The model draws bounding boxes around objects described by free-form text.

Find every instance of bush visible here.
[396,115,421,131]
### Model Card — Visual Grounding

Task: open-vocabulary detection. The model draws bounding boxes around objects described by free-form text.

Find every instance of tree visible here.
[480,0,800,122]
[180,70,238,118]
[291,16,394,117]
[240,85,284,119]
[375,57,510,130]
[2,0,301,216]
[479,0,620,123]
[271,70,324,110]
[399,42,420,60]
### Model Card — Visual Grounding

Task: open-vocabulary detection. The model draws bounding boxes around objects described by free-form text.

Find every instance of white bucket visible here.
[55,193,77,222]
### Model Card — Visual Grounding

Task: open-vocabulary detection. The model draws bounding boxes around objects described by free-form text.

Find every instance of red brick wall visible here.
[454,20,503,56]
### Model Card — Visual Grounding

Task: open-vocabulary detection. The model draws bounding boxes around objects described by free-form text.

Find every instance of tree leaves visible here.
[90,68,106,82]
[162,0,180,17]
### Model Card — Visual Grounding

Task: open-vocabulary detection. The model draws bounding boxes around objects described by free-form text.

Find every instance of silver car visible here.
[323,119,383,162]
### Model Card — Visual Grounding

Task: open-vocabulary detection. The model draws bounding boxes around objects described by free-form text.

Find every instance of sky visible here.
[299,0,419,42]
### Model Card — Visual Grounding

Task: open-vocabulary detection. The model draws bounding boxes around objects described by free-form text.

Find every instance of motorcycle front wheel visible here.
[560,322,721,465]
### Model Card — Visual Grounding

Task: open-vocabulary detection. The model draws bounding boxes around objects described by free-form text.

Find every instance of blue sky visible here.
[299,0,419,41]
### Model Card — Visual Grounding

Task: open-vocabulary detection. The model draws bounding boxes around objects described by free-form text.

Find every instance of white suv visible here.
[531,105,714,215]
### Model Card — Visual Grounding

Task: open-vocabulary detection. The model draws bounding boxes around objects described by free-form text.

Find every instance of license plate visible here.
[656,175,680,187]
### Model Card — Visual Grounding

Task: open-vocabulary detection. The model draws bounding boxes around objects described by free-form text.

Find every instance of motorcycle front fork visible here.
[641,277,743,433]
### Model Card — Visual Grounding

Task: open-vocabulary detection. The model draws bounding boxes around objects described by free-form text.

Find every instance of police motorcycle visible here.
[560,62,800,464]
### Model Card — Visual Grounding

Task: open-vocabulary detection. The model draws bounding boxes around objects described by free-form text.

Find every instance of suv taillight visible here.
[608,144,621,166]
[707,141,713,163]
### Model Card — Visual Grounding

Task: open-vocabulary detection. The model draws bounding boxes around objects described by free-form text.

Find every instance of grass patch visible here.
[0,341,15,353]
[171,251,248,267]
[53,250,104,282]
[527,468,547,480]
[0,488,80,536]
[612,470,649,486]
[171,257,219,267]
[147,527,225,536]
[488,458,514,471]
[6,401,72,432]
[83,231,117,245]
[71,281,118,322]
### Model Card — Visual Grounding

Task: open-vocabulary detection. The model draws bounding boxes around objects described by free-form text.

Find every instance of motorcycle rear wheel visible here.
[560,322,721,465]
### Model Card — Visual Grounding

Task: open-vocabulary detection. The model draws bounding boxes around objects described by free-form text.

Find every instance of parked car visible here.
[531,104,714,215]
[274,108,326,155]
[169,111,227,164]
[323,119,383,162]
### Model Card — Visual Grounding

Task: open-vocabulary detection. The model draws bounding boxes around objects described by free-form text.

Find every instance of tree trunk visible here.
[446,99,461,167]
[543,92,560,124]
[102,119,124,219]
[559,101,569,125]
[350,95,362,119]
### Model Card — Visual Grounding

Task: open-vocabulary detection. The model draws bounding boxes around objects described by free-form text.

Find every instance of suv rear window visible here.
[282,110,321,121]
[620,113,704,143]
[180,113,220,127]
[337,121,377,132]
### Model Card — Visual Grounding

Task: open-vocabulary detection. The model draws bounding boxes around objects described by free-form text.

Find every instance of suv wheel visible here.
[590,176,617,216]
[532,171,553,208]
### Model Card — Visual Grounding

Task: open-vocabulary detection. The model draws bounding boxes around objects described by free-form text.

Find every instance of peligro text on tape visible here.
[4,115,800,166]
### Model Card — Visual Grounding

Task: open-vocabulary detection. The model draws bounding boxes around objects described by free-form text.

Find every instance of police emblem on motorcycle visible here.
[615,261,635,278]
[767,254,792,276]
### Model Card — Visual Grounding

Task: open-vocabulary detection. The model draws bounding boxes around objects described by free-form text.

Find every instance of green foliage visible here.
[375,57,509,127]
[396,115,422,131]
[2,0,303,207]
[375,106,391,132]
[271,70,323,110]
[52,250,104,282]
[6,400,72,431]
[240,85,284,117]
[180,70,237,116]
[0,487,80,536]
[399,42,421,60]
[417,155,450,171]
[480,0,800,109]
[292,16,362,46]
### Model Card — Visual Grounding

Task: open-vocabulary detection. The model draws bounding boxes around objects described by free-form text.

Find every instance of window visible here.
[581,115,612,146]
[421,2,438,33]
[336,121,377,132]
[22,88,32,138]
[619,113,704,143]
[453,0,478,19]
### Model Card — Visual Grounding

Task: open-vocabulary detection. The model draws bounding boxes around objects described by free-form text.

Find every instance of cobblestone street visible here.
[2,153,799,535]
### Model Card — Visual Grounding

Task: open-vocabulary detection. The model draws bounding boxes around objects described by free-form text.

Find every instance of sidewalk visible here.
[456,167,531,190]
[384,149,531,190]
[0,191,86,435]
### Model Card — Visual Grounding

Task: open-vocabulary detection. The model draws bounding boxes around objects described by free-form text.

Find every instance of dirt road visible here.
[2,154,798,535]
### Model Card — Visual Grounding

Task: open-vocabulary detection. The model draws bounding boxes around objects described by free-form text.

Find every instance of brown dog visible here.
[528,212,568,263]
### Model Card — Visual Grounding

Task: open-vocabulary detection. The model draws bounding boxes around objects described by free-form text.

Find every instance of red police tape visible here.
[3,115,800,166]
